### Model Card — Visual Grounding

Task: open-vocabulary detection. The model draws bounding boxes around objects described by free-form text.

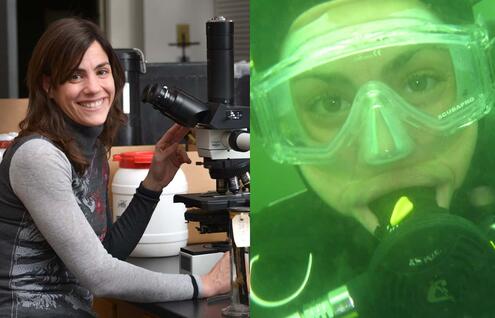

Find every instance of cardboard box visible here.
[0,99,28,133]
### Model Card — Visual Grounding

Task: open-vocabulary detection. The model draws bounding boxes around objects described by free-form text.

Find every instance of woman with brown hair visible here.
[0,17,229,317]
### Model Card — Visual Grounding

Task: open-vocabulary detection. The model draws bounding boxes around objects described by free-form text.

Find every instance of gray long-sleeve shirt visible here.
[0,135,201,317]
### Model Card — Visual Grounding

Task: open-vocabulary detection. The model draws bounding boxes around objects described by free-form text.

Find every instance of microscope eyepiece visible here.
[142,84,209,128]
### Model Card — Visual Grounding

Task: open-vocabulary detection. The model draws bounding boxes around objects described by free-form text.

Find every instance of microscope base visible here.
[221,303,249,317]
[179,243,227,275]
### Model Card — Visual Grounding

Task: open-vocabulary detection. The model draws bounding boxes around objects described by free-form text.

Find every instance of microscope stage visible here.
[175,192,250,211]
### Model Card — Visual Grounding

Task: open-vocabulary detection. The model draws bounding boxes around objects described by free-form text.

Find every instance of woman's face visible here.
[291,0,478,232]
[48,41,115,127]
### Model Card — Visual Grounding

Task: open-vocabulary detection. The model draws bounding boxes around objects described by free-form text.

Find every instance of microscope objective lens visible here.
[228,177,240,194]
[240,172,250,190]
[216,179,228,195]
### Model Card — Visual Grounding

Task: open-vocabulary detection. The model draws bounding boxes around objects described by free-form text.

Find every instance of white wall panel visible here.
[143,0,214,62]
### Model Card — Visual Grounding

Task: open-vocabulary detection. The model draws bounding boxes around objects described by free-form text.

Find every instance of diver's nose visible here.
[356,82,414,165]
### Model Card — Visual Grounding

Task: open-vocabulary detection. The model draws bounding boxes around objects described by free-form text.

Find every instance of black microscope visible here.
[142,16,250,318]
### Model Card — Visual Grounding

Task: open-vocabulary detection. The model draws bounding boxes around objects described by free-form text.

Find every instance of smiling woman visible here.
[46,42,115,127]
[0,17,230,318]
[20,17,126,174]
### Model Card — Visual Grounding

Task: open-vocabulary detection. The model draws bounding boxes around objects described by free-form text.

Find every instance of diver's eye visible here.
[404,73,439,93]
[308,93,351,115]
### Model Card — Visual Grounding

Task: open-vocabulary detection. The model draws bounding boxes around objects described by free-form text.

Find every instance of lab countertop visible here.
[127,256,229,318]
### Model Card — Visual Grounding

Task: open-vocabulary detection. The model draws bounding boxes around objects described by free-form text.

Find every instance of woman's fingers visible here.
[156,124,190,150]
[177,147,191,164]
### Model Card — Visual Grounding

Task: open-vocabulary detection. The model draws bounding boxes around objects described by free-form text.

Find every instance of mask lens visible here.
[289,44,457,145]
[383,46,456,115]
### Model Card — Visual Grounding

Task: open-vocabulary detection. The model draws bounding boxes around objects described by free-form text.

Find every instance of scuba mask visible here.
[252,8,495,165]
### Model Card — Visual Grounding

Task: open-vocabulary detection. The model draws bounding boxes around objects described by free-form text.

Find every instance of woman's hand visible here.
[142,124,192,192]
[201,252,231,297]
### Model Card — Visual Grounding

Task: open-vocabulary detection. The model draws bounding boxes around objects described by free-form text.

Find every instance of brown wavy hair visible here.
[19,17,126,174]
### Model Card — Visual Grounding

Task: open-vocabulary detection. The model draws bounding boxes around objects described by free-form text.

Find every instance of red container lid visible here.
[0,132,17,149]
[113,151,154,169]
[0,141,12,149]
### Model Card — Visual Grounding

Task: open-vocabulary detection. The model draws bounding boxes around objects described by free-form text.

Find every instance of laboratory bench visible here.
[93,256,229,318]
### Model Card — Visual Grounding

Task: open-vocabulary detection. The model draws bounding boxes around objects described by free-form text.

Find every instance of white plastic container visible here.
[112,151,188,257]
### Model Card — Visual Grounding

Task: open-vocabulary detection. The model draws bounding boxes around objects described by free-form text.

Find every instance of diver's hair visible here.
[20,17,126,174]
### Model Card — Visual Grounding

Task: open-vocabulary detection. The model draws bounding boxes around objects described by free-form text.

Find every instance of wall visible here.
[105,0,214,63]
[143,0,214,63]
[105,0,144,50]
[0,99,28,133]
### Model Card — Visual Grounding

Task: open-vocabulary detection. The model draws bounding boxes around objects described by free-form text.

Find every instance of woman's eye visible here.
[404,73,439,93]
[97,68,110,77]
[307,93,351,115]
[70,73,83,81]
